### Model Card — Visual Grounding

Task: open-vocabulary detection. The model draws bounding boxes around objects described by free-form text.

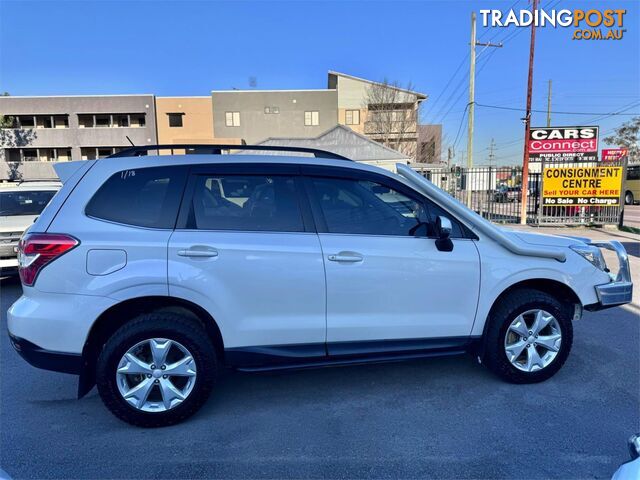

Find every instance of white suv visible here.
[7,146,633,427]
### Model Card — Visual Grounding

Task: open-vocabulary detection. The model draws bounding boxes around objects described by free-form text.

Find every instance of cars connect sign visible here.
[542,165,623,206]
[528,126,599,162]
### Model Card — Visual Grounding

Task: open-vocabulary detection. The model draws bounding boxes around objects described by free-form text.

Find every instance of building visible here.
[417,124,443,164]
[155,96,215,145]
[254,124,410,171]
[0,95,157,162]
[329,71,427,159]
[211,89,338,144]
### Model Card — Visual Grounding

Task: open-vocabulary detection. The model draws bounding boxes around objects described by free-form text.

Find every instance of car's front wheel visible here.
[482,289,573,383]
[96,312,217,427]
[625,191,635,205]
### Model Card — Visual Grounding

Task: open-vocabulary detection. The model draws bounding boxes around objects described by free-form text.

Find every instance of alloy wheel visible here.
[504,309,562,373]
[116,338,197,412]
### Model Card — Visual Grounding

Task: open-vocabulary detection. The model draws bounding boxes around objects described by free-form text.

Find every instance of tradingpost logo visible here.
[479,8,627,40]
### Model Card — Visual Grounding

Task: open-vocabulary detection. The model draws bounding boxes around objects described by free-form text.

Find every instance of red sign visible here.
[601,148,628,162]
[528,126,599,162]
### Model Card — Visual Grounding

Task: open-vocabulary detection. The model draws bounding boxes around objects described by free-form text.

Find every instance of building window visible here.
[168,113,184,127]
[225,111,240,127]
[18,116,35,128]
[264,106,279,114]
[78,113,145,128]
[345,110,360,125]
[304,111,319,126]
[113,114,130,127]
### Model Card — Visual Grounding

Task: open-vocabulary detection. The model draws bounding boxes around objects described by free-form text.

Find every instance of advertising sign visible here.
[542,165,623,206]
[601,148,628,162]
[529,126,599,162]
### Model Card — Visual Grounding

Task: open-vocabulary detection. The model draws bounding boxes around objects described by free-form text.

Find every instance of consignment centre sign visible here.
[542,165,623,206]
[529,126,599,162]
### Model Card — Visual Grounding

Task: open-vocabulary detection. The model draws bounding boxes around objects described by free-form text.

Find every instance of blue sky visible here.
[1,0,639,165]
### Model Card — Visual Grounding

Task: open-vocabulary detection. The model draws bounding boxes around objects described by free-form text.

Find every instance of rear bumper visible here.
[9,334,82,375]
[590,240,633,309]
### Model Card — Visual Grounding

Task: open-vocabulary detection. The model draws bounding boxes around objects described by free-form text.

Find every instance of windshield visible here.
[0,190,57,216]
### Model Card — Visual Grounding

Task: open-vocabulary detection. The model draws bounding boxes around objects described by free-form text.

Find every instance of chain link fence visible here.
[413,159,627,226]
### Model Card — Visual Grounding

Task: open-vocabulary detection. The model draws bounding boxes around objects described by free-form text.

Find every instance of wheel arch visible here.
[473,278,581,358]
[78,296,224,398]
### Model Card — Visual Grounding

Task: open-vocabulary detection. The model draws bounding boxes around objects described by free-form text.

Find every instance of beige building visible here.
[155,96,215,145]
[328,71,427,159]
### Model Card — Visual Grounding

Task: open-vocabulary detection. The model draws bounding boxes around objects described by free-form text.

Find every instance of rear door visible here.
[302,166,481,350]
[168,164,327,354]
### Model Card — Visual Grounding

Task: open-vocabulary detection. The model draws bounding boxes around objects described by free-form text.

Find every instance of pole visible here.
[519,0,538,225]
[466,11,477,208]
[546,79,552,127]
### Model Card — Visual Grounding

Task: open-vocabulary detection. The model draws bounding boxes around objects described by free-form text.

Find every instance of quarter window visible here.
[86,166,188,228]
[186,174,304,232]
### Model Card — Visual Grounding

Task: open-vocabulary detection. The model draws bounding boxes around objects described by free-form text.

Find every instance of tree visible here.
[0,93,38,181]
[363,79,420,159]
[603,116,640,163]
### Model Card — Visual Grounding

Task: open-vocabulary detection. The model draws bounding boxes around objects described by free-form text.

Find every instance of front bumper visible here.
[9,334,82,375]
[591,240,633,309]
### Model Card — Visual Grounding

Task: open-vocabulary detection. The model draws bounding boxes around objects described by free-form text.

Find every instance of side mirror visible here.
[435,216,454,252]
[436,216,452,239]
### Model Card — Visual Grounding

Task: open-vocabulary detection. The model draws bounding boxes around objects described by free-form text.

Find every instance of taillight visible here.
[18,233,79,286]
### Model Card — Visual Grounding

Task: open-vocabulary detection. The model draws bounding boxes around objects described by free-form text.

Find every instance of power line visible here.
[475,103,640,116]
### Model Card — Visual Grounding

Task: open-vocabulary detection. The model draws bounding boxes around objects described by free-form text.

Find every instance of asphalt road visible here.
[1,277,638,480]
[624,205,640,230]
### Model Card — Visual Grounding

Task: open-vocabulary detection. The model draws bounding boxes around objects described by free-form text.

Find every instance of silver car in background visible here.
[0,181,60,274]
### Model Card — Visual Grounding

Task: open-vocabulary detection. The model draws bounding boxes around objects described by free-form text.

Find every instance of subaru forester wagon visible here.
[8,145,632,427]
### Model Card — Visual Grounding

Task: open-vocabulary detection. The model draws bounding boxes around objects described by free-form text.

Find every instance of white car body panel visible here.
[319,234,480,342]
[168,230,326,348]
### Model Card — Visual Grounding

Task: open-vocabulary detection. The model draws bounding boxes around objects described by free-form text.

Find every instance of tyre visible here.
[482,288,573,383]
[625,191,634,205]
[96,312,217,427]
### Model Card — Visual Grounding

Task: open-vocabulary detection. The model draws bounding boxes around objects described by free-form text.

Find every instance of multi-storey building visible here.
[0,95,157,162]
[211,89,338,144]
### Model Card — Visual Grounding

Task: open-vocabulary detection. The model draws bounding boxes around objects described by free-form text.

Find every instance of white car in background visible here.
[6,145,633,427]
[0,181,60,274]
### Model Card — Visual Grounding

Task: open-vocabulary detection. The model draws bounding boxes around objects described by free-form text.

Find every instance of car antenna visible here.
[125,136,135,146]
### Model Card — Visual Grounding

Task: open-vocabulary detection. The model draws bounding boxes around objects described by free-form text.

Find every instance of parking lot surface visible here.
[1,275,638,479]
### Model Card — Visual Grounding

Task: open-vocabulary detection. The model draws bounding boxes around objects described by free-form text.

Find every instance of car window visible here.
[187,174,304,232]
[85,166,188,228]
[0,190,57,216]
[309,177,430,236]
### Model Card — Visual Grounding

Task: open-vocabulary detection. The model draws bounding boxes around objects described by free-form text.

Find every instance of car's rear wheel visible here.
[482,289,573,383]
[96,312,217,427]
[625,191,635,205]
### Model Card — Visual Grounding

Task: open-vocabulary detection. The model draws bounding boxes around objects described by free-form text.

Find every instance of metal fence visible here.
[414,159,627,226]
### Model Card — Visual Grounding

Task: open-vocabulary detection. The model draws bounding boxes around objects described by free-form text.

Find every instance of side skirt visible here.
[225,336,481,373]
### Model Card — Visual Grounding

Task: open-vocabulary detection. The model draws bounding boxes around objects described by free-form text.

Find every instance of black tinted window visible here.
[187,175,304,232]
[86,166,187,228]
[310,177,429,236]
[0,190,56,216]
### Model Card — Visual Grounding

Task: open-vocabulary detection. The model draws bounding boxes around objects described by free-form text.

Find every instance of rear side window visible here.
[86,166,188,228]
[185,174,304,232]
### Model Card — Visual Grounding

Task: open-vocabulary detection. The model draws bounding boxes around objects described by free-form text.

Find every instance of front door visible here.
[303,170,481,352]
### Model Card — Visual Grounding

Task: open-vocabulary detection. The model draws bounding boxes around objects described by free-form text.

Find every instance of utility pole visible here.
[519,0,539,225]
[546,79,552,127]
[487,138,496,167]
[467,12,503,207]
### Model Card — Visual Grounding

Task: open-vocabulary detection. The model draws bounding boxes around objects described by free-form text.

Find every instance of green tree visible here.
[603,116,640,163]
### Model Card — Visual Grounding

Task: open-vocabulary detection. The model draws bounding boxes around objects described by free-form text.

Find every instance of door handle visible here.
[328,253,363,263]
[177,247,219,258]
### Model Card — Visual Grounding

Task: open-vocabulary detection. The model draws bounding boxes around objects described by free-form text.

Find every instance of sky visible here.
[1,0,639,165]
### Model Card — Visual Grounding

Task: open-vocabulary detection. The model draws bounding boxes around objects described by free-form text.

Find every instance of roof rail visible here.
[107,144,352,161]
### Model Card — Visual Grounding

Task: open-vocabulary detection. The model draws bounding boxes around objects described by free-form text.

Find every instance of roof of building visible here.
[253,125,410,161]
[328,71,428,100]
